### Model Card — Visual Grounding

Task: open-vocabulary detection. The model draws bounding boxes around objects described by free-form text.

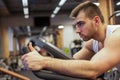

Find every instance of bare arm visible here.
[22,29,120,79]
[41,30,120,79]
[73,39,95,60]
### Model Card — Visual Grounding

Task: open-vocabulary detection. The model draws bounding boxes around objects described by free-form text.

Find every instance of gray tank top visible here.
[93,25,120,53]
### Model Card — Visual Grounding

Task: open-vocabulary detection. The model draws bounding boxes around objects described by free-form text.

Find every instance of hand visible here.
[21,42,45,70]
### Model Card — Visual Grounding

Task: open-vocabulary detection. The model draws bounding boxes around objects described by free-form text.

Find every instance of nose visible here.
[75,27,81,33]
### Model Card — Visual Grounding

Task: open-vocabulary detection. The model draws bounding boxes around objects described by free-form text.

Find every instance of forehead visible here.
[75,11,86,22]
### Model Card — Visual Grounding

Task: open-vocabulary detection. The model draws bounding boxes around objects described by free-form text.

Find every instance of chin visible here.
[82,37,91,41]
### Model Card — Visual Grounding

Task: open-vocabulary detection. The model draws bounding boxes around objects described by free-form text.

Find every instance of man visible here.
[22,1,120,80]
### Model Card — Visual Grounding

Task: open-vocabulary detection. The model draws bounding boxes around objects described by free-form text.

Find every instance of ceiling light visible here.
[109,10,120,19]
[58,25,64,29]
[51,14,55,18]
[116,2,120,6]
[58,0,67,6]
[24,14,29,19]
[116,13,120,16]
[53,7,60,14]
[50,0,67,18]
[23,7,29,14]
[22,0,28,7]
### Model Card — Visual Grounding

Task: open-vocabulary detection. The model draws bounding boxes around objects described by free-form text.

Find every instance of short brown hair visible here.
[70,1,104,23]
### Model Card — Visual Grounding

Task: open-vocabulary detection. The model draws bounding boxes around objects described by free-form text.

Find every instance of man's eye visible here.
[77,21,85,27]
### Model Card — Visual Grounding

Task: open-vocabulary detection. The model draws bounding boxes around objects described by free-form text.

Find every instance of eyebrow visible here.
[75,21,85,25]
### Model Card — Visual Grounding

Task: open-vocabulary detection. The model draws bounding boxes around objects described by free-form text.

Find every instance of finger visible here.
[23,61,29,70]
[21,55,30,70]
[21,54,28,60]
[28,42,35,51]
[24,61,29,68]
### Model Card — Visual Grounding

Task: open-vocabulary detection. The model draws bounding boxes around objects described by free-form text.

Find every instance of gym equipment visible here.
[30,37,72,59]
[0,57,29,80]
[0,67,30,80]
[22,37,87,80]
[70,39,82,56]
[109,10,120,20]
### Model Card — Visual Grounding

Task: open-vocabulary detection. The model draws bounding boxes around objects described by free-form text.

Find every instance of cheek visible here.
[81,27,90,36]
[82,24,94,34]
[82,23,91,32]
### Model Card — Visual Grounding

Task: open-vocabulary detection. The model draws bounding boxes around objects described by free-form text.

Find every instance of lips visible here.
[79,34,84,38]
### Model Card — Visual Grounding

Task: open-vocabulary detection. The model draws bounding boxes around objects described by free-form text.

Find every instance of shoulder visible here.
[104,28,120,49]
[105,28,120,41]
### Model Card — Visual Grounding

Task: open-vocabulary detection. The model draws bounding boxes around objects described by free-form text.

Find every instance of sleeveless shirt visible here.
[93,25,120,53]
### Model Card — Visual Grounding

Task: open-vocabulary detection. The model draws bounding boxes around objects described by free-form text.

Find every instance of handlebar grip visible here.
[21,46,30,54]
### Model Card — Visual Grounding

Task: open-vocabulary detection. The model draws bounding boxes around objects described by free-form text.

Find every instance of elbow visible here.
[88,70,104,79]
[73,54,76,59]
[89,73,99,80]
[87,63,106,79]
[85,73,98,80]
[73,54,79,59]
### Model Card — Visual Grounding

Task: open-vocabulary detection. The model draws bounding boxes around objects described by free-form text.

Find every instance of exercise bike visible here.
[22,37,87,80]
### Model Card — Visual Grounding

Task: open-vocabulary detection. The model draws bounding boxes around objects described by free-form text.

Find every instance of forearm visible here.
[73,47,94,60]
[43,57,98,79]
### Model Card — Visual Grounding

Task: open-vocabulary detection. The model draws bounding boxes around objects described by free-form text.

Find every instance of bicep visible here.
[90,31,120,73]
[90,47,120,75]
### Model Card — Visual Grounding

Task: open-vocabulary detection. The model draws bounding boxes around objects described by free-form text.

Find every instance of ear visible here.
[93,16,100,25]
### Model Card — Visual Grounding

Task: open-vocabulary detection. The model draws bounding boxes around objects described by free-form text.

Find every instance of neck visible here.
[93,24,107,43]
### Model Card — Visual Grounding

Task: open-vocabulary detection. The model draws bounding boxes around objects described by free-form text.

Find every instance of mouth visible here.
[79,34,84,38]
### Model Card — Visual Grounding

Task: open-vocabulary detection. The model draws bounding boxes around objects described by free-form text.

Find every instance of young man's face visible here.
[74,11,97,41]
